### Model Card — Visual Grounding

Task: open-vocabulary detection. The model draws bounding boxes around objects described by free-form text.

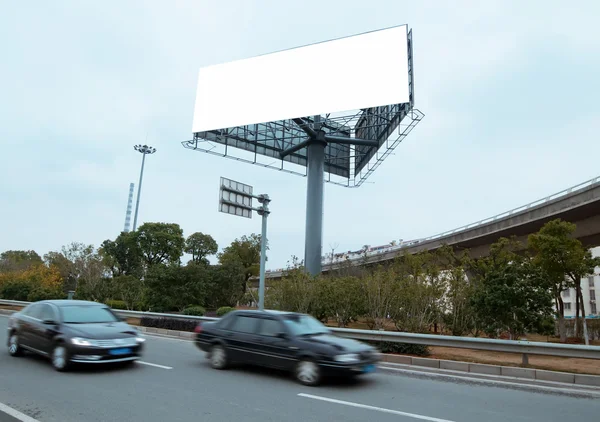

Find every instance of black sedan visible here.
[194,309,380,386]
[7,299,145,371]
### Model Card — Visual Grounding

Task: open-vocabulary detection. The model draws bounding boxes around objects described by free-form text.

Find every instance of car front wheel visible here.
[8,333,23,357]
[295,358,321,386]
[51,344,70,372]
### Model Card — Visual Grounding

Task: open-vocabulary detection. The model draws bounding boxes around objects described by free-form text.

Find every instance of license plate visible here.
[109,348,131,356]
[363,364,376,373]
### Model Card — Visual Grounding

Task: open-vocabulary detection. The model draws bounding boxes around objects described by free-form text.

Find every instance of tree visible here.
[389,252,445,334]
[0,264,64,301]
[218,234,264,293]
[327,276,366,327]
[265,267,315,314]
[44,250,81,293]
[99,232,143,277]
[528,219,600,342]
[436,246,475,336]
[469,237,554,340]
[361,265,397,330]
[112,275,146,310]
[144,262,211,312]
[64,242,106,295]
[207,260,246,308]
[0,250,43,272]
[185,232,218,265]
[136,223,185,267]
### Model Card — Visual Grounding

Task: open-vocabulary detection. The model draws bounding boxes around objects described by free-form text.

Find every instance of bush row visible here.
[140,317,198,332]
[365,341,430,356]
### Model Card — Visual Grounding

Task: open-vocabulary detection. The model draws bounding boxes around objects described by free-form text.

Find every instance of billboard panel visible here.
[192,25,409,133]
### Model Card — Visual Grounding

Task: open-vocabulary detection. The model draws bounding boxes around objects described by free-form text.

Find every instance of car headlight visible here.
[333,353,360,363]
[135,336,146,343]
[71,337,93,346]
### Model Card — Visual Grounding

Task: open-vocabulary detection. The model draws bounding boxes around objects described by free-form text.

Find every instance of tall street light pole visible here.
[132,144,157,232]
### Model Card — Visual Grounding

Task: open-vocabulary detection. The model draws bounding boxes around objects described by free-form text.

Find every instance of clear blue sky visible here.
[1,0,599,269]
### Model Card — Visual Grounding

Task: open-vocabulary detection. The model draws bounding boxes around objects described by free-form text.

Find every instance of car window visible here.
[23,303,42,319]
[282,314,330,336]
[60,306,119,324]
[38,305,55,321]
[227,315,259,334]
[217,312,235,329]
[257,318,284,337]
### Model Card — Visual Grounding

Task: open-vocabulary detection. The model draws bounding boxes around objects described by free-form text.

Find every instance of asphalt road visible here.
[0,315,598,422]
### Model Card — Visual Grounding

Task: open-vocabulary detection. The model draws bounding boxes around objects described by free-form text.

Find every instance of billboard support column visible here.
[304,137,326,276]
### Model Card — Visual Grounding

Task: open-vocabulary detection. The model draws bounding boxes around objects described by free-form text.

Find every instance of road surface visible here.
[0,315,598,422]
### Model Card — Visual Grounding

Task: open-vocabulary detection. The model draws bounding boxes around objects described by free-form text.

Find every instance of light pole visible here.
[218,177,271,310]
[132,144,157,232]
[256,195,270,310]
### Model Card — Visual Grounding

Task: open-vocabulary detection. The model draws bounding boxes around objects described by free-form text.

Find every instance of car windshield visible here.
[60,306,119,324]
[282,314,330,336]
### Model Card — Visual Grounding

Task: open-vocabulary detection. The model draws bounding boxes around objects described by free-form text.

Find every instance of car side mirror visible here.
[42,319,57,325]
[276,332,288,340]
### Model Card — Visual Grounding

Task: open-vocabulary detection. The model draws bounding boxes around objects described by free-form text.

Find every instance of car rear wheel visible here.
[295,359,321,386]
[210,344,228,369]
[51,344,70,372]
[8,333,23,357]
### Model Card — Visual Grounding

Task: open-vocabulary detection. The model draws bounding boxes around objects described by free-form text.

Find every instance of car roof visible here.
[35,300,106,307]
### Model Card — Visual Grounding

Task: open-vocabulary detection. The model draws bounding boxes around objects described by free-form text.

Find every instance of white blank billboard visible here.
[192,25,410,133]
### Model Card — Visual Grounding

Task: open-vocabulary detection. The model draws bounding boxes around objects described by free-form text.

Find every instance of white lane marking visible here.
[137,360,173,370]
[298,393,455,422]
[377,366,600,397]
[0,402,41,422]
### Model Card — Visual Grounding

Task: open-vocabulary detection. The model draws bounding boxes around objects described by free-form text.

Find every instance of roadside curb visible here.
[138,326,195,339]
[377,363,600,398]
[380,354,600,387]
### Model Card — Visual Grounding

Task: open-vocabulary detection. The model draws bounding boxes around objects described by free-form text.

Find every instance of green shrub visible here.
[182,306,206,316]
[366,341,430,356]
[0,280,32,301]
[216,306,235,317]
[27,287,65,302]
[106,299,127,310]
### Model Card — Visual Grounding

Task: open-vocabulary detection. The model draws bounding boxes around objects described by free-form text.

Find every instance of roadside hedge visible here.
[140,317,197,332]
[365,341,430,356]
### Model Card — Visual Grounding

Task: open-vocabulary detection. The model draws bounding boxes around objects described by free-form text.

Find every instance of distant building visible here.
[561,246,599,318]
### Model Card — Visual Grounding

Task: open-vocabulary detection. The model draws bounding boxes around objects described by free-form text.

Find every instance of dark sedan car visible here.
[7,300,145,371]
[194,309,380,386]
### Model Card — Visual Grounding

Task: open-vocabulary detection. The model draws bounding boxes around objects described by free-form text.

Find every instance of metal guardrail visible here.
[2,299,600,364]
